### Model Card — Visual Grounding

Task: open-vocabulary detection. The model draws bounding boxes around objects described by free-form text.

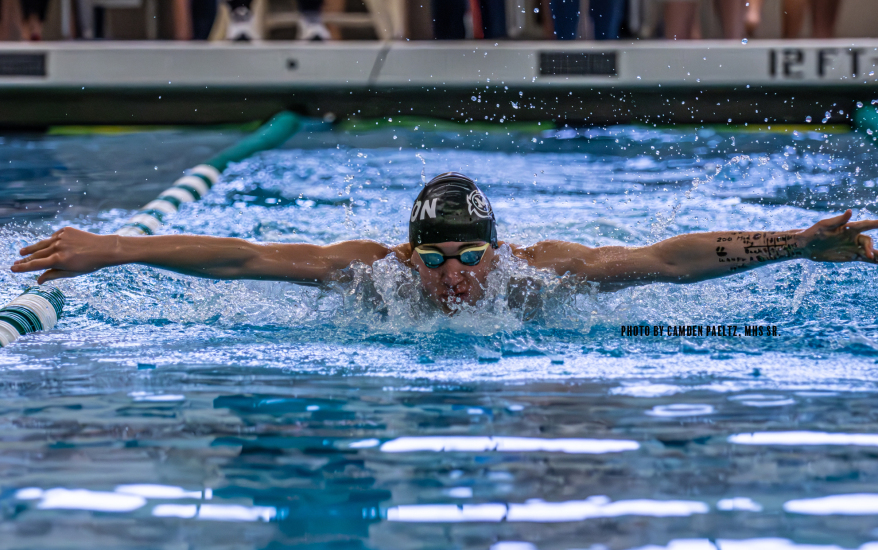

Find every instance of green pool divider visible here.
[855,104,878,142]
[2,111,301,348]
[117,111,301,236]
[0,287,65,347]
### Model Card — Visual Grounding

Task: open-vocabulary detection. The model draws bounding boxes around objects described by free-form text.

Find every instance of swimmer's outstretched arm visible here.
[11,227,393,286]
[521,210,878,291]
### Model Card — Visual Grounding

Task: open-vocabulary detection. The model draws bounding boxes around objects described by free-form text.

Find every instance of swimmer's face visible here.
[411,241,496,312]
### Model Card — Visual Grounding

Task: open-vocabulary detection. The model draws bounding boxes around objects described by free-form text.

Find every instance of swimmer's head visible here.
[408,173,497,249]
[409,173,499,311]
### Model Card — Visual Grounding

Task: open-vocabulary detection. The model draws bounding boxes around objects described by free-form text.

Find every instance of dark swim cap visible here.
[409,172,498,248]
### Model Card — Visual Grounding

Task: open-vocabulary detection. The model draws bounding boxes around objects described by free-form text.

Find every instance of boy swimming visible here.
[11,172,878,314]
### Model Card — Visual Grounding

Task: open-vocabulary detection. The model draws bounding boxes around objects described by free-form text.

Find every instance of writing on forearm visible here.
[716,232,804,272]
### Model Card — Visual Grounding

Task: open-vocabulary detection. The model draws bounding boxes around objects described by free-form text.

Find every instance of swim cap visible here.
[409,172,498,248]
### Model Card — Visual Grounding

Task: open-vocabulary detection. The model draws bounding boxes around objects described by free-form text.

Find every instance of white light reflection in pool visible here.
[728,432,878,447]
[632,539,878,549]
[489,543,537,550]
[728,394,797,407]
[716,497,763,512]
[646,404,715,417]
[115,484,202,499]
[128,391,186,402]
[784,494,878,515]
[348,438,380,449]
[151,503,276,521]
[387,496,708,523]
[23,488,147,512]
[379,436,639,454]
[153,504,198,518]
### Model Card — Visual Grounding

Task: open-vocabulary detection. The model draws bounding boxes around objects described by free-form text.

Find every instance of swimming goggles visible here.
[414,243,490,269]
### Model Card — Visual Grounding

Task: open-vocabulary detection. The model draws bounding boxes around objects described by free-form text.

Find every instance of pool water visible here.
[2,123,878,549]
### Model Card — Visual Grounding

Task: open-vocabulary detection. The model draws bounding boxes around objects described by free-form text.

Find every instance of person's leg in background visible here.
[781,0,806,37]
[714,0,745,39]
[744,0,762,35]
[478,0,506,38]
[226,0,255,40]
[173,0,193,38]
[432,0,466,39]
[550,0,579,39]
[663,0,698,39]
[297,0,329,40]
[588,0,625,39]
[810,0,840,38]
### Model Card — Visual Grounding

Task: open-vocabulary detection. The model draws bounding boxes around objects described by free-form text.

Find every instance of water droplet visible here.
[741,38,748,44]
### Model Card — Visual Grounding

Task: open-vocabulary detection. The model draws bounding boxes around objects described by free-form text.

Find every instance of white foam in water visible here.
[728,432,878,447]
[34,488,146,512]
[784,494,878,515]
[379,436,639,454]
[387,496,708,523]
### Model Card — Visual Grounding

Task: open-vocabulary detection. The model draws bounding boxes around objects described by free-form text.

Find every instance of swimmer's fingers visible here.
[858,235,876,262]
[846,219,878,234]
[819,209,853,231]
[19,233,59,256]
[12,254,60,273]
[13,246,55,266]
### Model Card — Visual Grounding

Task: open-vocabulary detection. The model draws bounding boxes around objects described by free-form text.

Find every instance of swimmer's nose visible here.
[440,261,466,286]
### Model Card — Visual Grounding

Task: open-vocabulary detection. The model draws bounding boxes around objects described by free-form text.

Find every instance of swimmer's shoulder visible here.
[507,240,595,271]
[390,242,414,267]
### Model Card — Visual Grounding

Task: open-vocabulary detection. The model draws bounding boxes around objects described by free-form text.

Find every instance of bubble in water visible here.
[741,38,748,44]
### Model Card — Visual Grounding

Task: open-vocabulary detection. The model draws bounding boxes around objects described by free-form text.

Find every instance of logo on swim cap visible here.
[467,190,491,219]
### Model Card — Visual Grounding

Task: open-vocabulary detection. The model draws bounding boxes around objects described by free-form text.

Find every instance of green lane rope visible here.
[0,287,65,347]
[2,111,302,347]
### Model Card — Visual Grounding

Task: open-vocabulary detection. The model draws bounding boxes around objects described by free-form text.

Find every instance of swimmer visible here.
[10,172,878,314]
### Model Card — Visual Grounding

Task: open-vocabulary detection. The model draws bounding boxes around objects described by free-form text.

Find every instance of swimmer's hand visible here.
[12,227,394,285]
[800,209,878,263]
[12,227,117,284]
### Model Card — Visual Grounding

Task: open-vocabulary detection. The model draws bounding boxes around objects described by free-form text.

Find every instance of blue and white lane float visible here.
[115,111,301,236]
[0,111,302,347]
[0,287,65,347]
[116,164,221,236]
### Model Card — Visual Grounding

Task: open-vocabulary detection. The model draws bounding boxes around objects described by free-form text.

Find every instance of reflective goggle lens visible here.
[459,248,487,266]
[415,244,489,269]
[419,252,446,268]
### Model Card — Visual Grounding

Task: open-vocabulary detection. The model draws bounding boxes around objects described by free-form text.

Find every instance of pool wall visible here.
[0,40,876,127]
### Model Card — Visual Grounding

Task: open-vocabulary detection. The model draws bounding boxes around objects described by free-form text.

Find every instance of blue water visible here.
[2,124,878,549]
